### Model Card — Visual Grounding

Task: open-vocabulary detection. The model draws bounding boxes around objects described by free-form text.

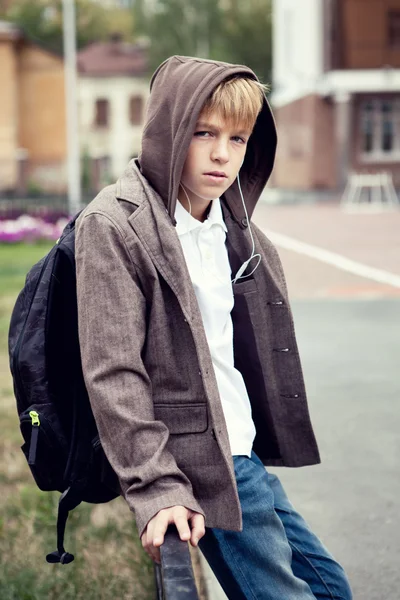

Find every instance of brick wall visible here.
[0,40,18,190]
[272,95,336,190]
[18,44,66,165]
[339,0,400,69]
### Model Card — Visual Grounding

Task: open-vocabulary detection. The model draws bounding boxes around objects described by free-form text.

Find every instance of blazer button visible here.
[241,218,248,227]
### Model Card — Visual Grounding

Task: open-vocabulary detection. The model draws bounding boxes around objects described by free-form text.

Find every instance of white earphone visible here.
[231,171,261,285]
[179,165,261,285]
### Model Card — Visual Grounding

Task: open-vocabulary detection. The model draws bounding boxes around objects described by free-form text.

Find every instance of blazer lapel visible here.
[116,162,200,323]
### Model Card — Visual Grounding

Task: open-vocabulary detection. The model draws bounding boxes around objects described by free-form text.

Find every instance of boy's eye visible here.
[194,131,247,143]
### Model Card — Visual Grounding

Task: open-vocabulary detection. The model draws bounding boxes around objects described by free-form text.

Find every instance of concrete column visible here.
[334,91,352,190]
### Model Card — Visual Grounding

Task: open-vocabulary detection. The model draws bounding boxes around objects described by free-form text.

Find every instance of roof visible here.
[77,39,149,77]
[0,20,22,42]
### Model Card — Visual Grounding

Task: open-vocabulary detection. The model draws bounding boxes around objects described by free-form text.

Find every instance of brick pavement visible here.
[253,201,400,299]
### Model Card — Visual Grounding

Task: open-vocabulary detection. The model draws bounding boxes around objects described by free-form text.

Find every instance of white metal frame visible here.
[341,172,399,211]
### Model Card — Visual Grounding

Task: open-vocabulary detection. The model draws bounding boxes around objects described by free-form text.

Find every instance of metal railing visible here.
[154,525,200,600]
[0,195,92,220]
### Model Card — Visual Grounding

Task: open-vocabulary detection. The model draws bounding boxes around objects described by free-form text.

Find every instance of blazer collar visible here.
[116,160,202,322]
[115,160,259,313]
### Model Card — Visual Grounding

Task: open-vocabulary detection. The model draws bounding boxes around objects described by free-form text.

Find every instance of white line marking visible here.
[262,229,400,289]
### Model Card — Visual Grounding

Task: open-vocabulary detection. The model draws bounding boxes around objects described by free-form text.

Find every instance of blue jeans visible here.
[199,452,352,600]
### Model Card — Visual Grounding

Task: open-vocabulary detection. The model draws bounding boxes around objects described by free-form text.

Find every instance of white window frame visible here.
[359,97,400,163]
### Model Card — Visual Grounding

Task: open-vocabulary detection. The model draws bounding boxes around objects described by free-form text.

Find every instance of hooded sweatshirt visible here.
[139,56,277,226]
[139,56,278,456]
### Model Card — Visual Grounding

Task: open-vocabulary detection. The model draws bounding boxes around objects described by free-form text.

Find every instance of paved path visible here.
[201,202,400,599]
[253,201,400,298]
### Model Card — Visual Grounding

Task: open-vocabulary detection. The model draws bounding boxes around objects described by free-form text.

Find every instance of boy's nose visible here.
[210,142,229,164]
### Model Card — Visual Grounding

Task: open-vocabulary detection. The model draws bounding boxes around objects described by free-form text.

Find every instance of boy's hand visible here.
[141,506,205,563]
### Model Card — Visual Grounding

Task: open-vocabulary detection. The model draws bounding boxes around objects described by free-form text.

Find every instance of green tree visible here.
[1,0,135,53]
[219,0,272,84]
[133,0,272,84]
[134,0,223,70]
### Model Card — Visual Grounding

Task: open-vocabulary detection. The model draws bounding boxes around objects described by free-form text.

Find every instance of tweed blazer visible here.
[75,161,320,538]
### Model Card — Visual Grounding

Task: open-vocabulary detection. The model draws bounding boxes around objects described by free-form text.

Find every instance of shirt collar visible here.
[175,198,227,236]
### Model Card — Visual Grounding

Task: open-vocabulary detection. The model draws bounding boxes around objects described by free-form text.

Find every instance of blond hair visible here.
[201,76,269,132]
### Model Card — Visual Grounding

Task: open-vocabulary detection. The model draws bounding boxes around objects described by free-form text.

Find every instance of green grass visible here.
[0,242,57,354]
[0,242,53,295]
[0,242,155,599]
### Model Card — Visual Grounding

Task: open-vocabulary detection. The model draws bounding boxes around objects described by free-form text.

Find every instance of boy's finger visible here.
[174,512,191,541]
[141,531,157,562]
[190,513,205,546]
[153,513,169,546]
[146,520,154,546]
[141,531,148,548]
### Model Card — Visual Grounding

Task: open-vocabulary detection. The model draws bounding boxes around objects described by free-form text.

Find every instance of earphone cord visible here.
[179,178,261,286]
[231,173,261,284]
[180,183,193,228]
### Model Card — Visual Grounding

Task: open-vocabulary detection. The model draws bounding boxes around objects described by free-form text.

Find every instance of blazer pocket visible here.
[153,403,208,435]
[232,278,257,295]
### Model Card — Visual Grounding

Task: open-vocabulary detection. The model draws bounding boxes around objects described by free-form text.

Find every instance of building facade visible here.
[0,22,66,194]
[0,23,149,196]
[78,38,149,191]
[271,0,400,191]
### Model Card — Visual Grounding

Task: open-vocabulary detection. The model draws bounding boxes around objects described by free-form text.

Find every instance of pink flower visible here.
[0,216,69,243]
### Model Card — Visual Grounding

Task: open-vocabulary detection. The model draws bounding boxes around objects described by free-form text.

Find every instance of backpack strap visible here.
[46,486,82,564]
[58,208,85,244]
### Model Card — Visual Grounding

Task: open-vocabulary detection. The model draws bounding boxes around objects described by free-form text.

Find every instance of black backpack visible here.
[8,209,120,565]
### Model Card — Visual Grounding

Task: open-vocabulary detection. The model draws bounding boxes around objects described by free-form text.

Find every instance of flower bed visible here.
[0,215,70,243]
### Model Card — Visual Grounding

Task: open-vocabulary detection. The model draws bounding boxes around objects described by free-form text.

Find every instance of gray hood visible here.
[139,55,277,224]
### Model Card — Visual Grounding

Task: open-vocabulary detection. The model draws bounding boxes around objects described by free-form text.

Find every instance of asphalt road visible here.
[201,202,400,600]
[271,298,400,600]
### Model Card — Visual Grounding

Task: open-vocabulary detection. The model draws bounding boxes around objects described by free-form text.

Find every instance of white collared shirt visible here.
[175,198,256,457]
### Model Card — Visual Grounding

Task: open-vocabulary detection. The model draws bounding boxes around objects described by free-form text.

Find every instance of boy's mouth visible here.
[203,171,228,180]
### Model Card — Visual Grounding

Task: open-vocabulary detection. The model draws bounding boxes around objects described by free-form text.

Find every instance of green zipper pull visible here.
[29,410,40,426]
[28,411,40,465]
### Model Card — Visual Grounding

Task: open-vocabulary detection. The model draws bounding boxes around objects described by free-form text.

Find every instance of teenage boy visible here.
[76,56,352,599]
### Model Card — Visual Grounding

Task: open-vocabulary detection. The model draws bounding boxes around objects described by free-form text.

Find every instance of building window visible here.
[129,96,143,125]
[360,98,400,161]
[381,102,394,152]
[361,102,374,153]
[388,11,400,47]
[95,99,109,127]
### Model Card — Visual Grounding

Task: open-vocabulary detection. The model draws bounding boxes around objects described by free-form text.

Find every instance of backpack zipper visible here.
[28,410,40,465]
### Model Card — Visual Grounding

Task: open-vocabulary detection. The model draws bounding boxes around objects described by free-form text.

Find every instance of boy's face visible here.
[179,110,252,216]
